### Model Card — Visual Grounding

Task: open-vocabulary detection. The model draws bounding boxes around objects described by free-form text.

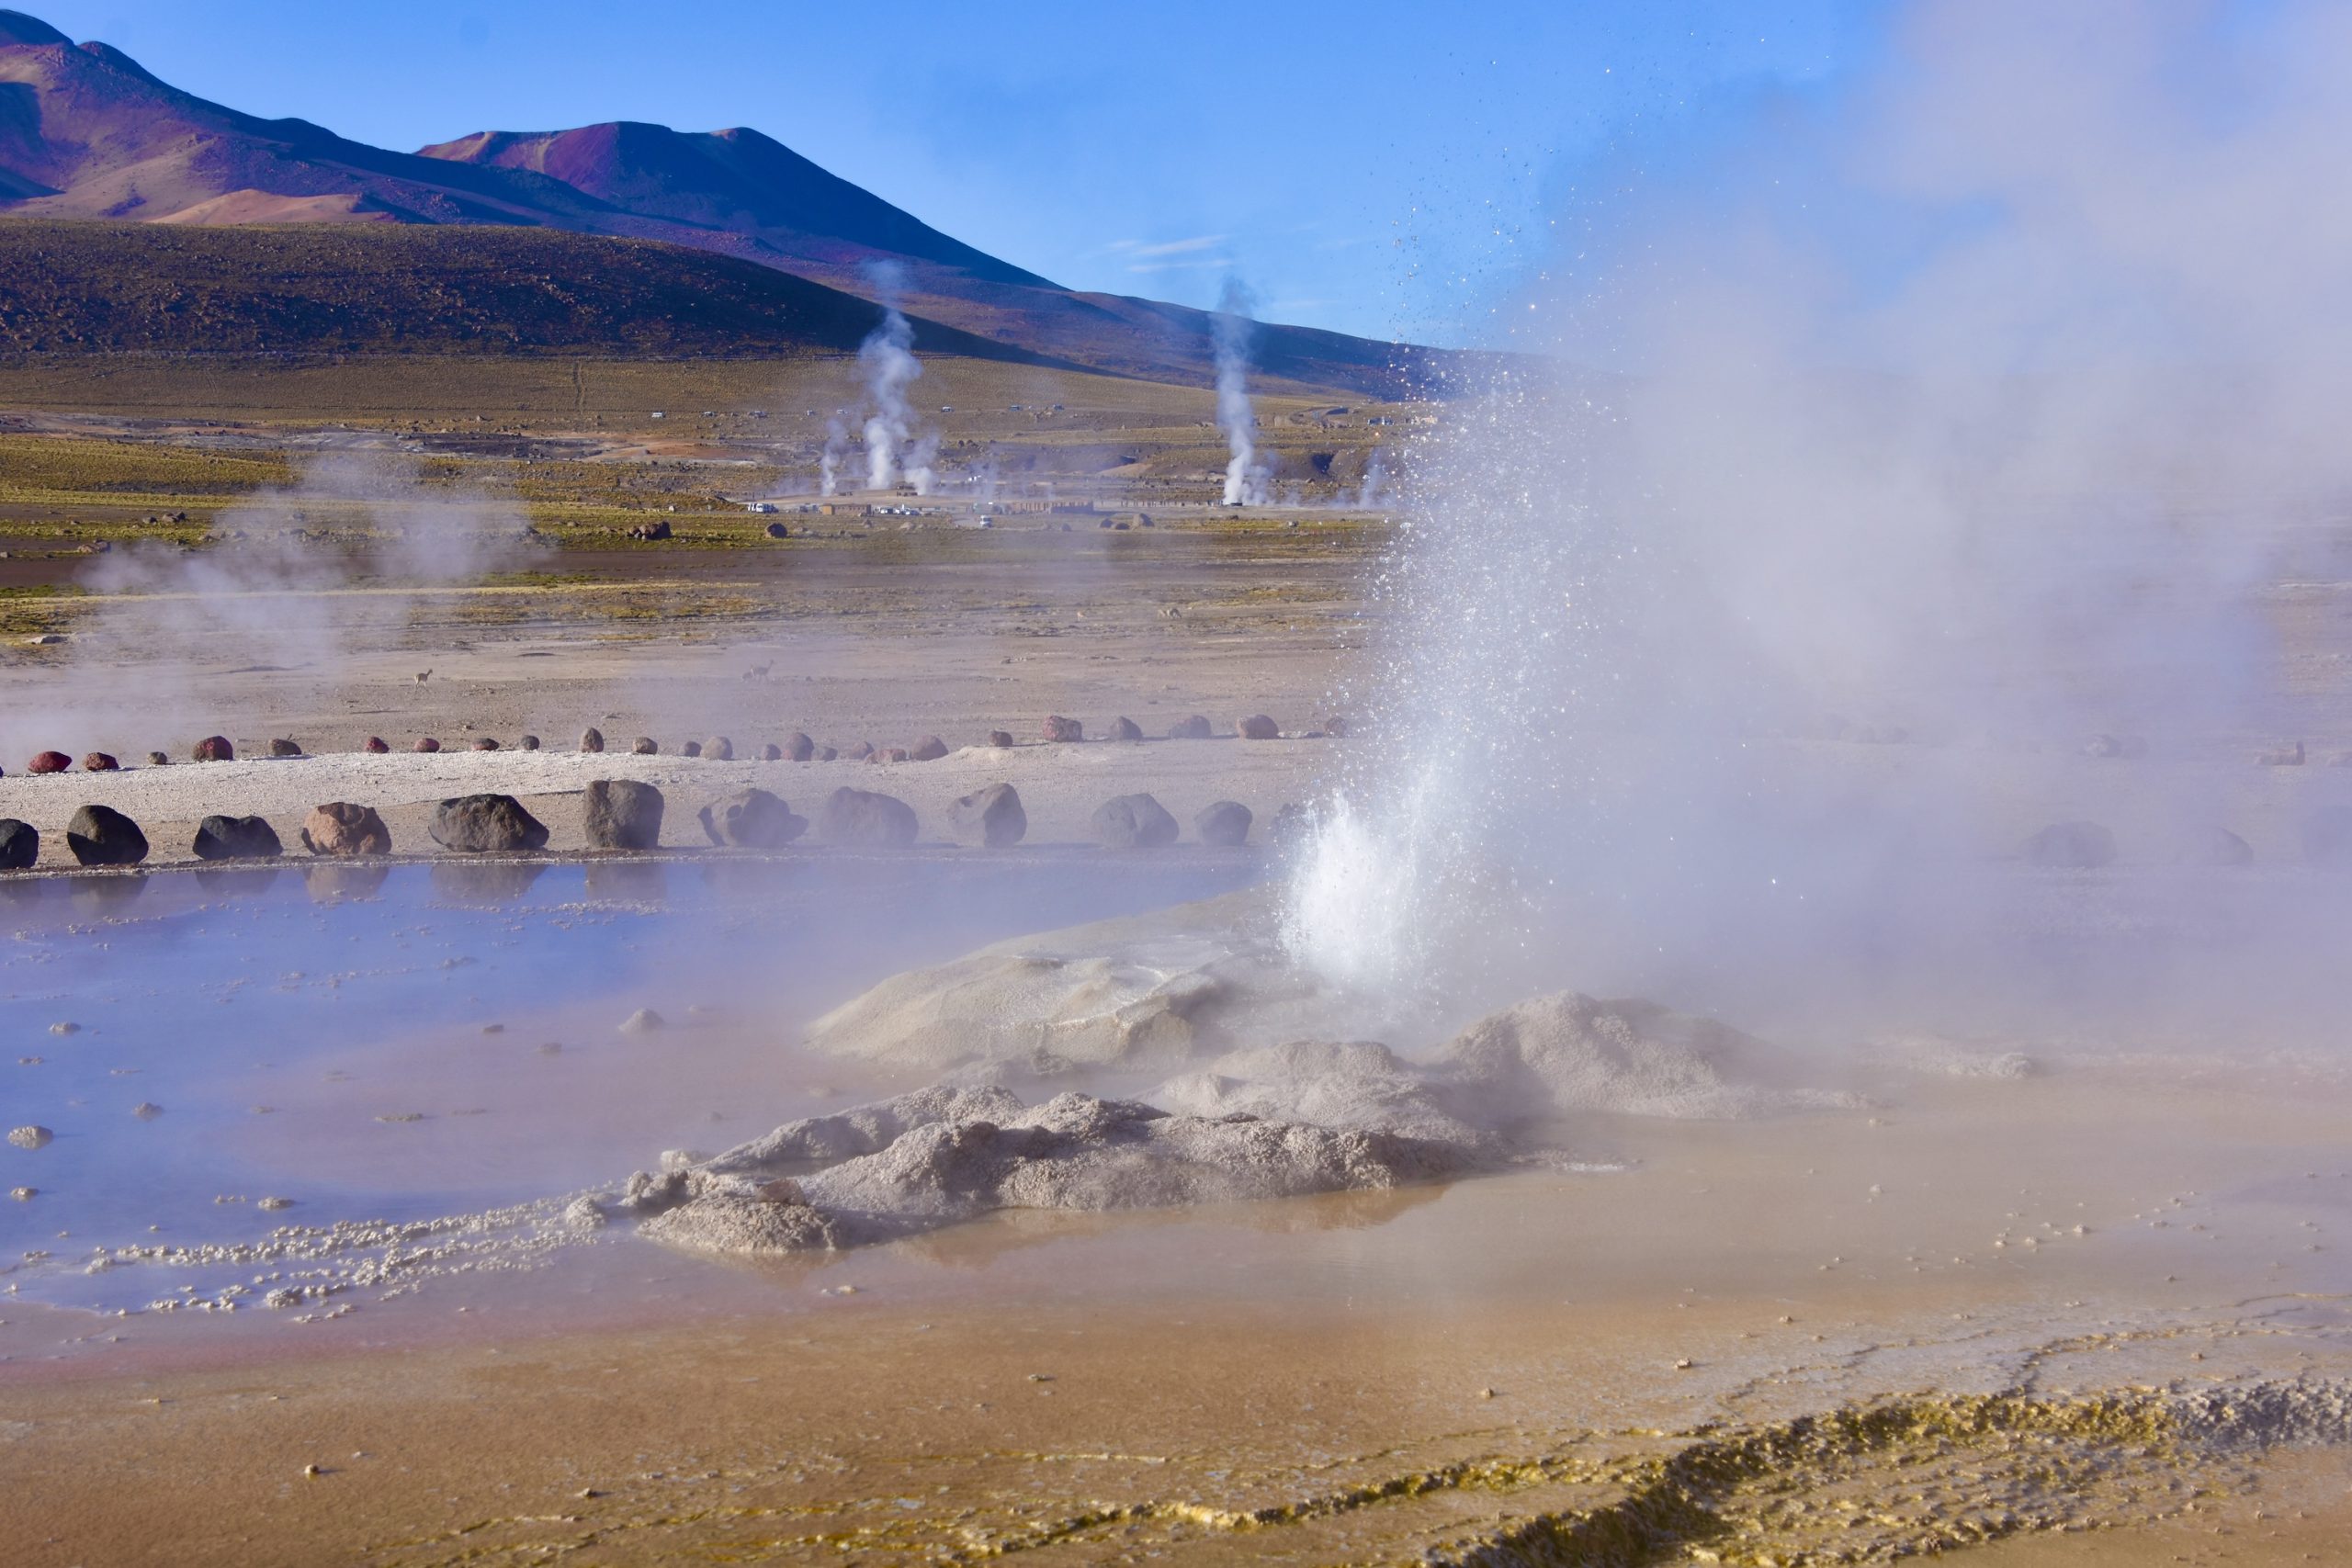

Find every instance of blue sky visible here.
[25,2,1876,344]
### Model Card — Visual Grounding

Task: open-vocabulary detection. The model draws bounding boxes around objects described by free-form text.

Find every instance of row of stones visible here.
[4,714,1326,774]
[0,784,1269,870]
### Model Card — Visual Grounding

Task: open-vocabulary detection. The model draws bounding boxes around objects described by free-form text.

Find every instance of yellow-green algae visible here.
[355,1382,2338,1567]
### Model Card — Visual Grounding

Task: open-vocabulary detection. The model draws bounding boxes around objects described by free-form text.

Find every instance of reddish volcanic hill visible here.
[420,123,1053,289]
[0,8,1466,394]
[0,12,616,227]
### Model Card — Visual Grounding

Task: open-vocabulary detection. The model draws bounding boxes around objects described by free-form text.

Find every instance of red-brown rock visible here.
[192,736,234,762]
[28,751,70,774]
[81,752,119,772]
[1043,715,1083,742]
[300,802,391,857]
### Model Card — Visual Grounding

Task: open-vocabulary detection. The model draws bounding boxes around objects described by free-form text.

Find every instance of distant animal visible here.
[413,670,433,685]
[742,663,773,681]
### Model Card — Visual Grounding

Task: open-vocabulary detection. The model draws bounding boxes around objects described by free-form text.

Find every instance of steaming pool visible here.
[0,852,1260,1336]
[9,854,2352,1563]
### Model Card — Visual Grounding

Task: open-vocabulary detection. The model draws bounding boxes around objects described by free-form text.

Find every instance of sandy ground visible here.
[7,1060,2351,1565]
[6,517,2352,1562]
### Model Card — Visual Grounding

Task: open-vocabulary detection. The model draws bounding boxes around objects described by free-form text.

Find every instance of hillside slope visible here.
[0,8,1462,394]
[0,220,1060,361]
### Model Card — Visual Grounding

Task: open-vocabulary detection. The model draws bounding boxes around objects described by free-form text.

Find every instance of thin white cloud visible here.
[1126,233,1229,257]
[1125,255,1236,274]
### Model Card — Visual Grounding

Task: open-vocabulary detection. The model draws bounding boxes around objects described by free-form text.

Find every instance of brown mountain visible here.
[0,219,1067,361]
[0,9,1453,394]
[419,123,1054,290]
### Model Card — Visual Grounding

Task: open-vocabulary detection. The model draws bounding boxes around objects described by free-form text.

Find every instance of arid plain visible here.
[1,355,2350,1568]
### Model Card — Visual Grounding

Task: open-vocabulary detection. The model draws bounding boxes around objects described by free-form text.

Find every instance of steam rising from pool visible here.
[1285,0,2352,1030]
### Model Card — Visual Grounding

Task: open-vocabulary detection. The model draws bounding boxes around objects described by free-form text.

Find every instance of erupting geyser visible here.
[1213,277,1268,507]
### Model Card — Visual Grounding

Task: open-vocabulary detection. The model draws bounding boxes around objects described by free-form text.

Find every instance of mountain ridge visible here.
[0,9,1447,395]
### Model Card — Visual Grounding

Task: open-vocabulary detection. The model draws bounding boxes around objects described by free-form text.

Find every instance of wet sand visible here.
[8,1044,2350,1564]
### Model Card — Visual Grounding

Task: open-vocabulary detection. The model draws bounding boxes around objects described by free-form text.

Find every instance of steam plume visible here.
[1214,278,1267,507]
[854,265,935,495]
[1286,0,2352,1035]
[3,451,539,761]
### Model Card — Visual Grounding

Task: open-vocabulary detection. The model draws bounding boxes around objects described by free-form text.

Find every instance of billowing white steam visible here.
[1286,0,2352,1032]
[819,417,846,498]
[850,265,936,495]
[2,451,539,761]
[1214,278,1268,507]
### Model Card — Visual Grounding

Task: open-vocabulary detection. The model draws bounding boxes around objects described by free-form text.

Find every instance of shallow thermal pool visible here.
[0,852,1256,1317]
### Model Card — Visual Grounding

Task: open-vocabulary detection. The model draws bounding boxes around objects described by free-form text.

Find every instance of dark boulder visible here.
[582,780,666,851]
[1193,800,1254,847]
[696,788,807,849]
[629,519,673,541]
[66,804,148,866]
[2177,825,2253,866]
[1043,715,1083,743]
[1237,714,1280,740]
[764,521,790,539]
[28,751,69,774]
[842,740,875,761]
[1167,715,1213,739]
[363,737,390,753]
[759,742,784,761]
[414,737,441,753]
[703,737,734,761]
[1092,793,1178,849]
[632,737,659,756]
[874,747,909,763]
[948,783,1026,848]
[192,735,234,762]
[300,803,391,857]
[429,795,549,853]
[269,739,303,758]
[910,735,949,761]
[816,746,839,761]
[1107,716,1144,741]
[193,815,283,861]
[818,787,918,848]
[987,729,1015,749]
[0,819,36,870]
[145,751,169,767]
[2026,821,2116,869]
[471,738,501,751]
[682,740,703,759]
[784,732,816,761]
[82,752,119,773]
[580,728,605,753]
[518,735,540,751]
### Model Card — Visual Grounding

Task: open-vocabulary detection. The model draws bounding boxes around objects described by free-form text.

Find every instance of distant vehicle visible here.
[940,405,954,412]
[744,502,778,514]
[650,411,666,420]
